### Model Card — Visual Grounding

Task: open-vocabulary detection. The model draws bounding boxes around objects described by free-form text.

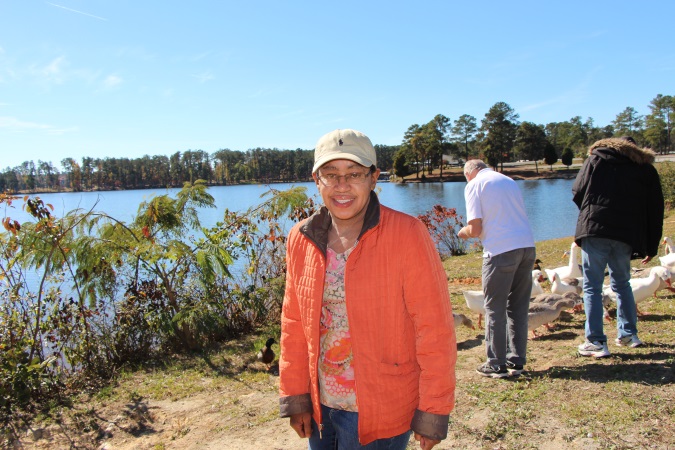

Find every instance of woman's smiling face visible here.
[314,159,380,226]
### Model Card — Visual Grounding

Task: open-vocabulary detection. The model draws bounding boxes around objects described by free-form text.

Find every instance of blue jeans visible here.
[309,404,412,450]
[581,237,638,343]
[482,247,536,366]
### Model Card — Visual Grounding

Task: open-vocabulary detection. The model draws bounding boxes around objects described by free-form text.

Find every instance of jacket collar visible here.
[299,191,381,255]
[588,138,656,164]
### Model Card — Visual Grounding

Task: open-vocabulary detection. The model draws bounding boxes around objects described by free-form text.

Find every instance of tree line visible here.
[2,94,673,192]
[395,94,674,178]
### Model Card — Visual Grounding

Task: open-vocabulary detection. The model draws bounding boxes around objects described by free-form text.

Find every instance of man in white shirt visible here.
[458,159,535,378]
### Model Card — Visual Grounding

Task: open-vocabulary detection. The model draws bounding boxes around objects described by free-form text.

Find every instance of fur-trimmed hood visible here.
[588,138,656,165]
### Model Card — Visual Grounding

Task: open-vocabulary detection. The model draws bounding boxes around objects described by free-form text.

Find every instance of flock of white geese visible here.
[455,237,675,339]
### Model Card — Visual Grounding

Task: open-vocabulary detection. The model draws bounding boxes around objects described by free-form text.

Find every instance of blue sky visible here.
[1,1,674,170]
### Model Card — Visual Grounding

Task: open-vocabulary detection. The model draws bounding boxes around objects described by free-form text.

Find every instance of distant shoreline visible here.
[12,166,582,195]
[397,165,580,183]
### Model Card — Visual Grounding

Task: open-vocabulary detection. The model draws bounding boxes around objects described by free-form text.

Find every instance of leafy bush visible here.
[0,290,65,441]
[561,147,574,167]
[0,185,317,439]
[417,204,469,258]
[657,161,675,210]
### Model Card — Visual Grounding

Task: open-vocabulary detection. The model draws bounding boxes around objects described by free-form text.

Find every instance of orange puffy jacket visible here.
[279,193,457,445]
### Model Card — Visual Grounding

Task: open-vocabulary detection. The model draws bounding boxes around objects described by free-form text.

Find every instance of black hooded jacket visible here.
[572,138,664,258]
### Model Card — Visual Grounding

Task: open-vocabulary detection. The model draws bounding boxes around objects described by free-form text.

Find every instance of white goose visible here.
[663,237,675,255]
[544,242,583,282]
[603,265,673,314]
[659,252,675,272]
[531,269,546,297]
[550,272,583,296]
[462,290,485,329]
[656,253,675,293]
[463,270,548,328]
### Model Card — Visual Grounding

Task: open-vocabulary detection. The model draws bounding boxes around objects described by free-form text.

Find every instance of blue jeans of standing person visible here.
[581,237,638,343]
[309,404,412,450]
[482,247,536,367]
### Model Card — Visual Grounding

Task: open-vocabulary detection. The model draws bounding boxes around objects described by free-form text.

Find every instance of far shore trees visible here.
[514,121,547,173]
[481,101,519,171]
[544,142,558,170]
[1,93,673,193]
[561,147,574,168]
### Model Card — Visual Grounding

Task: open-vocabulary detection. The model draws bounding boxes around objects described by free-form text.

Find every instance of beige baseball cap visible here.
[312,129,377,173]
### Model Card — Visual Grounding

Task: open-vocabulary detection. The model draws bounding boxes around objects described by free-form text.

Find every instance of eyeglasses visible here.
[317,170,373,187]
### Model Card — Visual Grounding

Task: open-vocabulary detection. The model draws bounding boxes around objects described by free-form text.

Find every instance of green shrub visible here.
[0,185,316,438]
[657,161,675,210]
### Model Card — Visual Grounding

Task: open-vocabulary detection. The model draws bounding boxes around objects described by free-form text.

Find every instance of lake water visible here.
[2,178,578,243]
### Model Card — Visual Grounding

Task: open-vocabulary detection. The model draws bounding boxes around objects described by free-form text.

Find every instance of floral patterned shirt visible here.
[318,246,357,411]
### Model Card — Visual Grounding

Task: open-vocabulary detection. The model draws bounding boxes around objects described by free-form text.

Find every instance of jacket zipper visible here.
[316,253,326,441]
[343,241,363,444]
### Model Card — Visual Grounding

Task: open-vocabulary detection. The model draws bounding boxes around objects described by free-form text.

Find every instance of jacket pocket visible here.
[378,360,417,376]
[375,360,419,425]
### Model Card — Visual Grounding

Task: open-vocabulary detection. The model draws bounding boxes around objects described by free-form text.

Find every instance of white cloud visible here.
[46,126,78,135]
[43,56,65,77]
[191,71,215,83]
[0,116,52,132]
[29,56,68,84]
[102,74,122,89]
[0,116,77,135]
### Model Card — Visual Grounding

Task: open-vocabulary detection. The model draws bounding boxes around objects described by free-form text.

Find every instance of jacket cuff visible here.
[279,393,312,418]
[411,409,449,441]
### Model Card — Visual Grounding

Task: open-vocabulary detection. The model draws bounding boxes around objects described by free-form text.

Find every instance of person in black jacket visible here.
[572,136,664,358]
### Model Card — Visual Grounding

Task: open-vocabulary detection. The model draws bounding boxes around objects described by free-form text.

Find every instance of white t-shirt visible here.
[464,168,534,257]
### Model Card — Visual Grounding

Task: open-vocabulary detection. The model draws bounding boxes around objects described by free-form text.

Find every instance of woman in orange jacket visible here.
[279,129,457,449]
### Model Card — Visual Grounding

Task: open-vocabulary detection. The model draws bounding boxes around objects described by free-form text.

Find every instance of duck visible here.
[658,253,675,294]
[257,337,276,368]
[550,272,583,296]
[528,297,578,338]
[531,269,546,297]
[659,252,675,272]
[532,290,583,317]
[462,290,485,329]
[663,236,675,255]
[531,291,581,306]
[602,266,673,314]
[453,313,475,330]
[544,242,583,281]
[462,270,547,329]
[533,259,544,271]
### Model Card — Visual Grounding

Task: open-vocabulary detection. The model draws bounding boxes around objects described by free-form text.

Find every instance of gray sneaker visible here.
[476,362,509,378]
[578,340,610,358]
[506,362,524,376]
[615,335,643,348]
